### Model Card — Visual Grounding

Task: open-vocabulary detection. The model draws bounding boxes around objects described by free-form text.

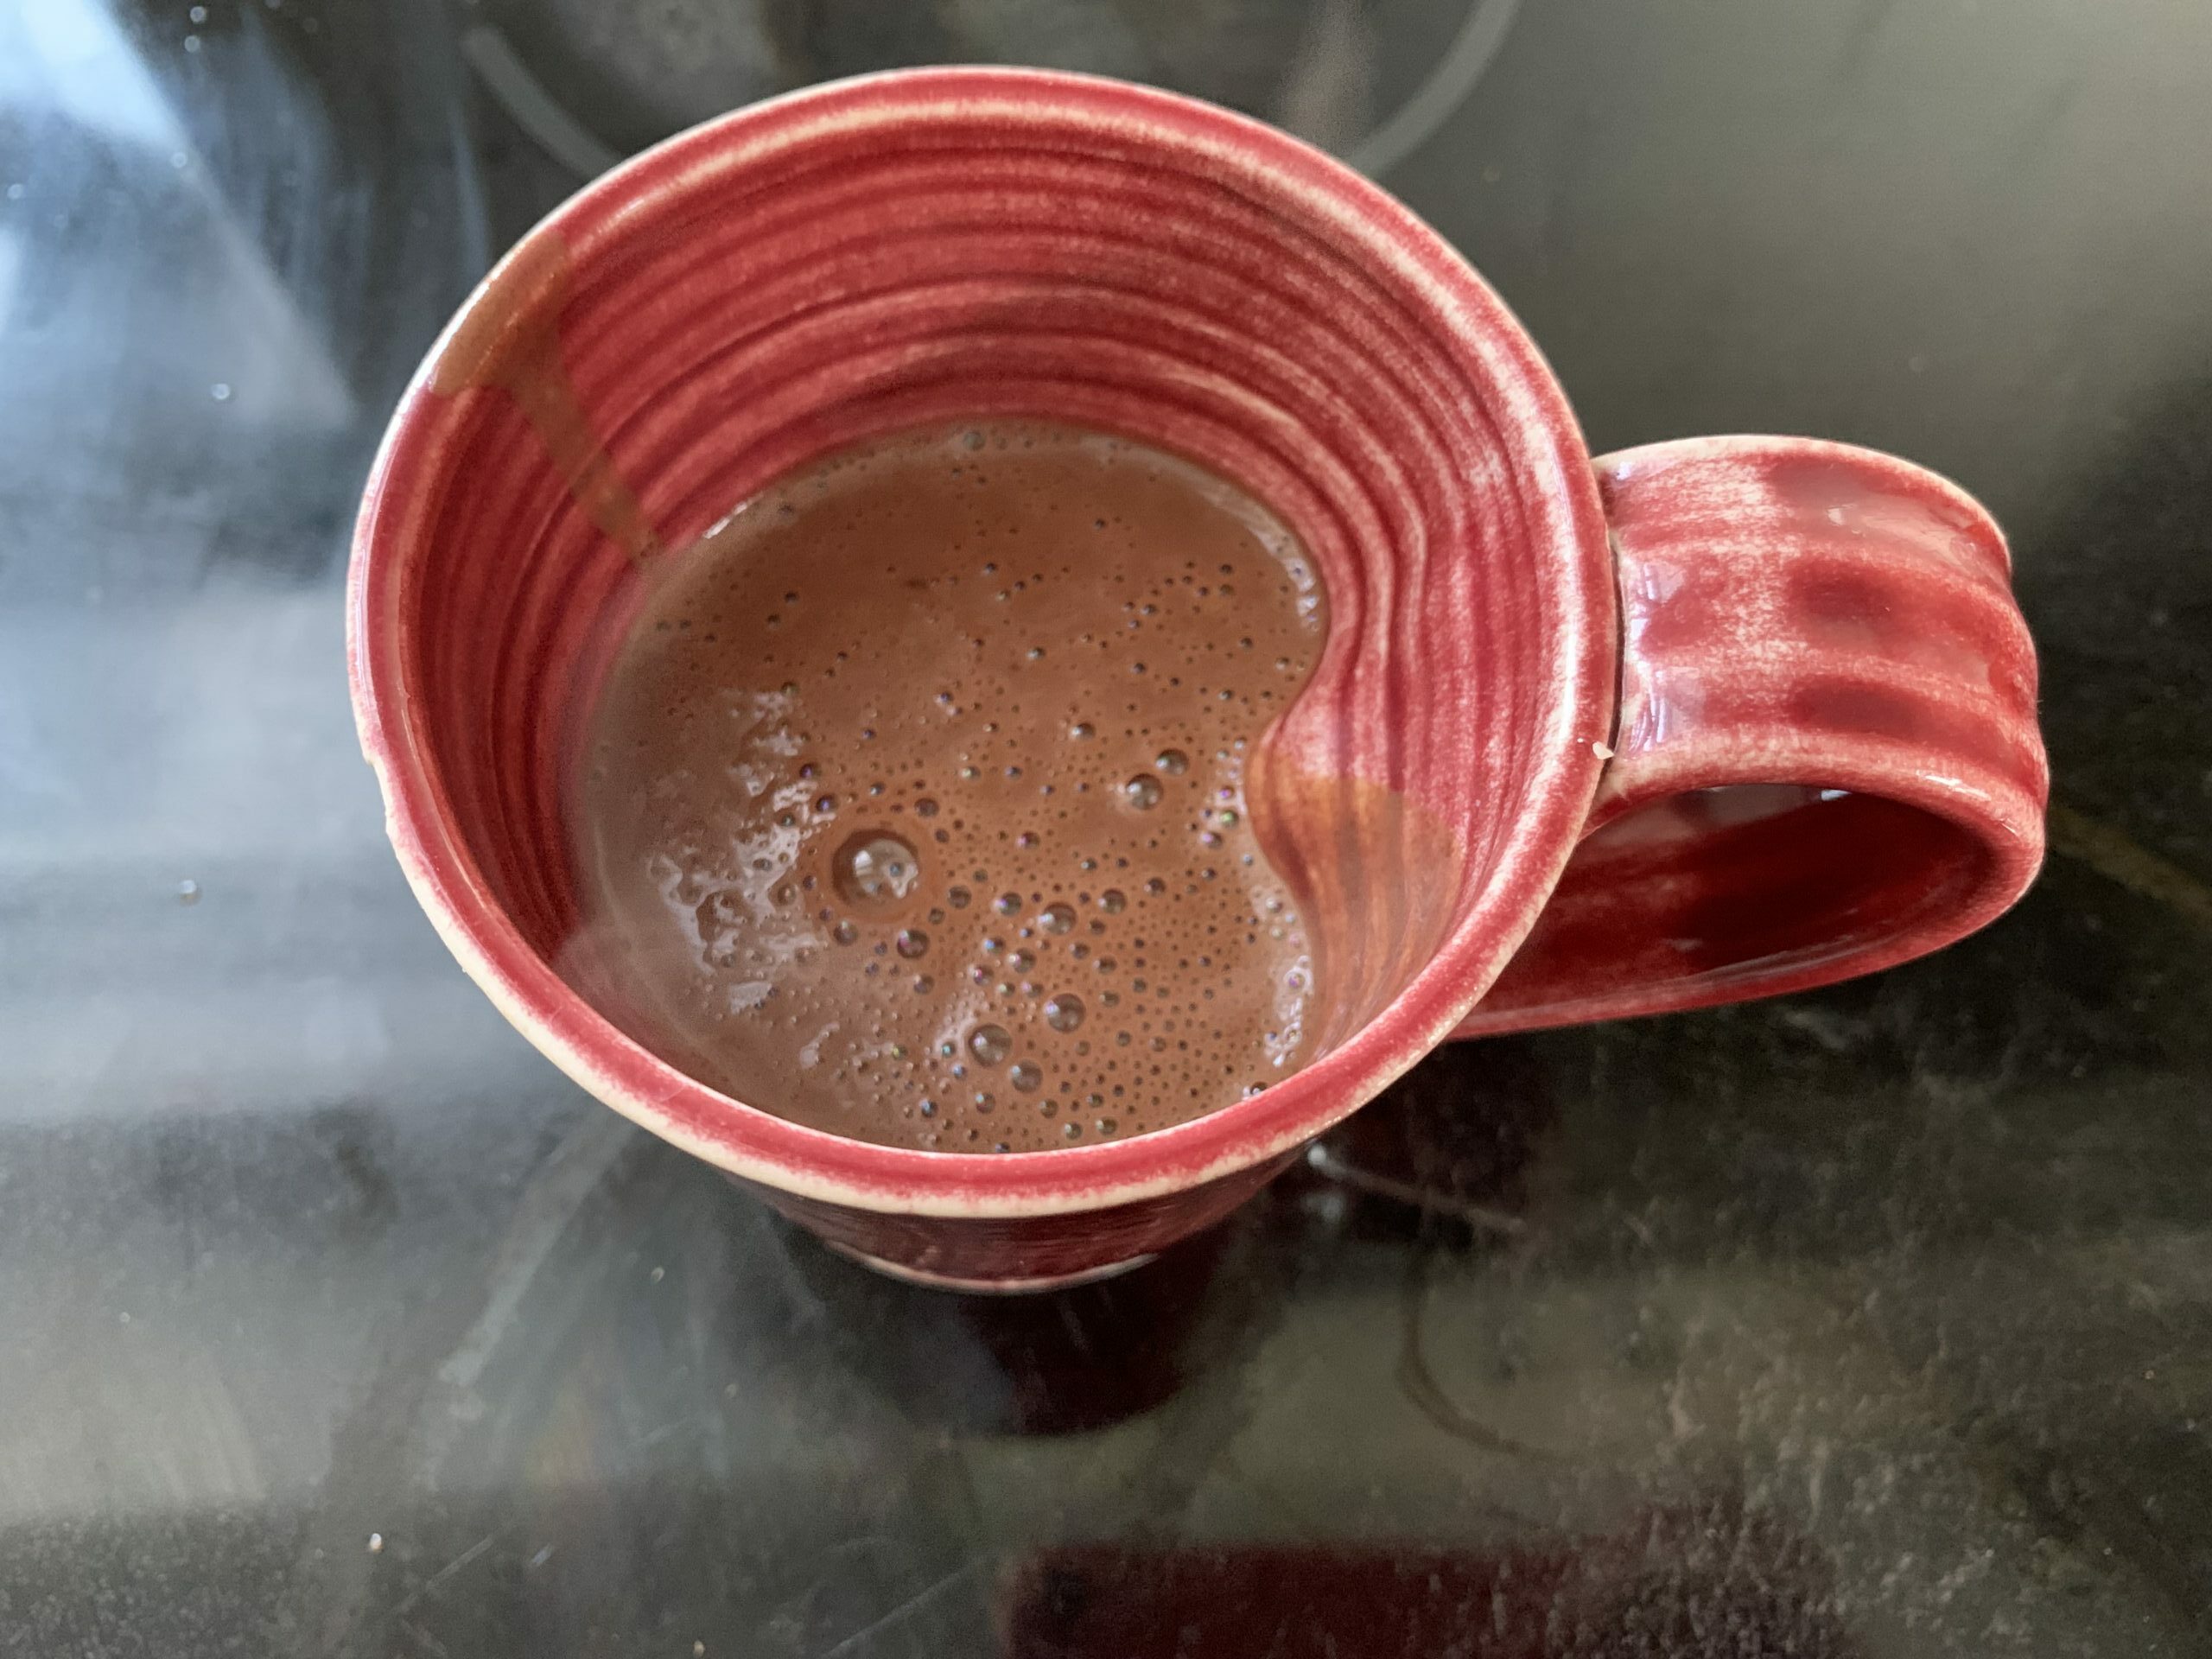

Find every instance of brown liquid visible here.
[567,421,1325,1152]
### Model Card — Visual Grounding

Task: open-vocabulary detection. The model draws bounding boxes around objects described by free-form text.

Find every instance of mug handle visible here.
[1457,435,2049,1038]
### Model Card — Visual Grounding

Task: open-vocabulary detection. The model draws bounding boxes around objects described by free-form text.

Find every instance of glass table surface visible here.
[2,2,2209,1652]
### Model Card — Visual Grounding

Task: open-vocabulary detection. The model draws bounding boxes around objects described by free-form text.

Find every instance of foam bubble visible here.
[832,832,921,908]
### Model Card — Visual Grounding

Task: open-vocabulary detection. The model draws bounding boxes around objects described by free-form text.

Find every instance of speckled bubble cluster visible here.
[569,421,1325,1153]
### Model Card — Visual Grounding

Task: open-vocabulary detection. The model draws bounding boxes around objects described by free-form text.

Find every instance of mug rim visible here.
[348,66,1615,1218]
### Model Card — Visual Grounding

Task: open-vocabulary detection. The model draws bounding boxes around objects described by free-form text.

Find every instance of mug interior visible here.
[351,70,1611,1209]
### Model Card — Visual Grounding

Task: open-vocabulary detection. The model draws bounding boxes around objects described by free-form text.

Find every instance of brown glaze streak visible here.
[428,232,664,566]
[1243,756,1465,1054]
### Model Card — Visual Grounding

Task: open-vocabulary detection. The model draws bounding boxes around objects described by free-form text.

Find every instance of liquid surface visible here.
[568,421,1325,1152]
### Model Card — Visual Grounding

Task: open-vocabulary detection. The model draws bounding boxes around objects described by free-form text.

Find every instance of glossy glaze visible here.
[1461,436,2047,1033]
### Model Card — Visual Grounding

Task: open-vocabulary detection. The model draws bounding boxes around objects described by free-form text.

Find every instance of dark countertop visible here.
[3,3,2209,1654]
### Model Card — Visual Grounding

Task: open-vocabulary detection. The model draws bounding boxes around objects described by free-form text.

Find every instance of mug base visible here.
[824,1241,1157,1294]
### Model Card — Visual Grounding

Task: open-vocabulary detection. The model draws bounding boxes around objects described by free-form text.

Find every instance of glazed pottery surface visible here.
[349,68,2046,1288]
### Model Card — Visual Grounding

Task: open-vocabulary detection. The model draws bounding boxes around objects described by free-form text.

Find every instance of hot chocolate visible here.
[568,421,1326,1152]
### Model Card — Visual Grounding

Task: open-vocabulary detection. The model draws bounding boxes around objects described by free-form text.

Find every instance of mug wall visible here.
[368,75,1608,1144]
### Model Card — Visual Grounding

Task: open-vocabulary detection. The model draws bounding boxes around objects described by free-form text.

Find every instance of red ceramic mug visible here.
[349,68,2047,1291]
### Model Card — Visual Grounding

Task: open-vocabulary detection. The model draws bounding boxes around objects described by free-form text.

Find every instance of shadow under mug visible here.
[349,68,2048,1291]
